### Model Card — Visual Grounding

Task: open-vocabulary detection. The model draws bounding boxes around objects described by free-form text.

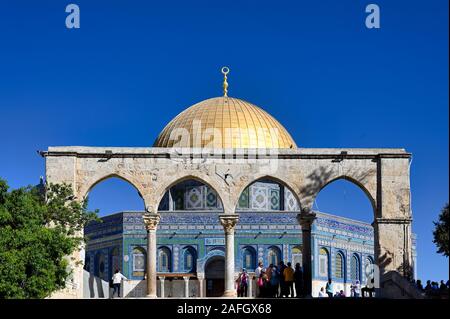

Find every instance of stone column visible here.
[374,217,413,277]
[248,274,253,297]
[183,276,190,297]
[375,156,414,297]
[197,274,205,297]
[143,213,160,298]
[219,214,239,297]
[297,211,316,298]
[159,276,165,298]
[45,155,83,299]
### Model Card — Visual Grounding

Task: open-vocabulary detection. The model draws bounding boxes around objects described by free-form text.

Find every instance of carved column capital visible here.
[143,213,160,231]
[296,212,316,228]
[197,273,205,280]
[219,214,239,234]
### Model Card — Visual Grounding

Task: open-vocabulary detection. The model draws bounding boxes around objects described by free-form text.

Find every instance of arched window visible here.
[267,246,281,266]
[365,256,374,268]
[364,256,374,276]
[291,245,303,267]
[335,252,344,279]
[364,256,375,281]
[132,247,146,272]
[319,248,329,278]
[242,246,256,270]
[111,247,120,275]
[183,246,197,272]
[351,254,361,282]
[94,252,106,280]
[158,247,172,272]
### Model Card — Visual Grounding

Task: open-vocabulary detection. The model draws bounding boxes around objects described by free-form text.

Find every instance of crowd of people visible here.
[412,279,449,298]
[317,278,375,298]
[235,261,305,298]
[235,261,379,298]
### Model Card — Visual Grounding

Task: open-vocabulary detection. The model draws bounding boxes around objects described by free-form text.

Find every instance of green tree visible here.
[432,203,449,257]
[0,178,98,298]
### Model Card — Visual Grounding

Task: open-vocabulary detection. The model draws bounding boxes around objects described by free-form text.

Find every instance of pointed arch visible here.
[313,175,376,216]
[291,245,303,267]
[154,174,225,213]
[335,251,346,280]
[80,173,145,203]
[182,246,197,273]
[318,247,330,278]
[242,246,257,270]
[351,253,361,282]
[364,255,375,271]
[307,175,377,224]
[267,245,282,266]
[132,246,147,273]
[80,173,146,216]
[157,246,172,272]
[234,175,302,212]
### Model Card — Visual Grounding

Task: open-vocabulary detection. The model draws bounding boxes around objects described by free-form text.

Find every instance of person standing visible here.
[266,264,273,283]
[238,268,249,297]
[361,278,375,298]
[318,287,326,298]
[261,269,269,298]
[325,278,334,298]
[439,280,448,295]
[255,262,263,278]
[235,273,241,296]
[270,266,280,297]
[424,280,432,296]
[255,262,263,297]
[353,280,361,297]
[416,279,424,292]
[293,263,304,298]
[111,269,127,298]
[283,262,295,297]
[431,281,439,297]
[257,271,265,298]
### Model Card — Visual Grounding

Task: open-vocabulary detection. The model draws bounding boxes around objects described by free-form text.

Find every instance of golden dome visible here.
[153,97,297,149]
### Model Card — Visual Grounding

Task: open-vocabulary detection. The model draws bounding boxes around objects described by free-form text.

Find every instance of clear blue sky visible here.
[0,1,448,281]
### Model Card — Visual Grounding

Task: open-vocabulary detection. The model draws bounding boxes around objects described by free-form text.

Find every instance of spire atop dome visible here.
[221,66,230,97]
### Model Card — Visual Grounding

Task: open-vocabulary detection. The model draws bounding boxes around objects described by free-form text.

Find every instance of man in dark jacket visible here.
[294,263,304,297]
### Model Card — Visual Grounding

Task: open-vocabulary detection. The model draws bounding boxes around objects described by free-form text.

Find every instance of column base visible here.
[223,290,237,297]
[146,294,157,298]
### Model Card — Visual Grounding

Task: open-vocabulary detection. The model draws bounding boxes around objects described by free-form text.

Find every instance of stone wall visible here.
[83,270,111,298]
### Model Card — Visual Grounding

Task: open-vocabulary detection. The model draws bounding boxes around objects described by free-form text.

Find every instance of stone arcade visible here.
[41,69,415,298]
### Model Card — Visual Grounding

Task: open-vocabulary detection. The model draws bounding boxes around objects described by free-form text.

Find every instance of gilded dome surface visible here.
[153,97,297,149]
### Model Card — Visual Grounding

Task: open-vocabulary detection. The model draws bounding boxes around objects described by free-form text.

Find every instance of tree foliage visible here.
[433,203,449,257]
[0,178,98,298]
